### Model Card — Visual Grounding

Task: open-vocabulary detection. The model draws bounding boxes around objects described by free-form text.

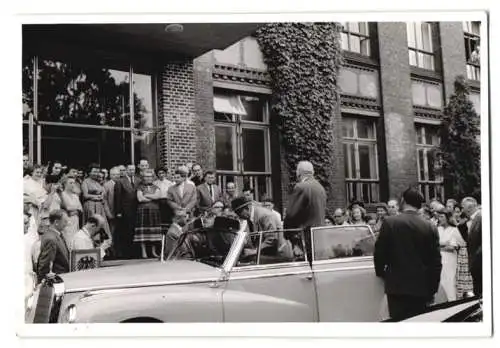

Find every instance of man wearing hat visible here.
[232,196,279,256]
[284,161,327,261]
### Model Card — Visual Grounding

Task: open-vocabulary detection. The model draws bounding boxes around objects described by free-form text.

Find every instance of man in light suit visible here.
[232,196,279,256]
[462,197,482,296]
[167,166,198,218]
[114,164,138,259]
[284,161,327,261]
[36,210,70,283]
[196,171,222,216]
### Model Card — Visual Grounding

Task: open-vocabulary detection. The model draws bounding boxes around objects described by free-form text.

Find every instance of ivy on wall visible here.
[256,23,343,191]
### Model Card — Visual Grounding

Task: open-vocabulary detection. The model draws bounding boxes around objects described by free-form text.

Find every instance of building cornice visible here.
[413,105,443,120]
[341,94,380,112]
[213,63,270,87]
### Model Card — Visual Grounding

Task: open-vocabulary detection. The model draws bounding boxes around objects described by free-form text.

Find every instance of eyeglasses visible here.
[213,205,224,209]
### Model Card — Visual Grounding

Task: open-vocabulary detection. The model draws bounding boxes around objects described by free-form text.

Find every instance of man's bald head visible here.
[296,161,314,181]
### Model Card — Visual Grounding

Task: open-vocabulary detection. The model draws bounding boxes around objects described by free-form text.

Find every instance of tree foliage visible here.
[439,75,481,201]
[256,23,343,191]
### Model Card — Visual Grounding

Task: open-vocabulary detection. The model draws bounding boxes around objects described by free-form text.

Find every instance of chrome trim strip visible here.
[232,261,310,272]
[230,269,312,281]
[221,220,248,274]
[312,256,374,266]
[65,276,219,294]
[313,265,374,274]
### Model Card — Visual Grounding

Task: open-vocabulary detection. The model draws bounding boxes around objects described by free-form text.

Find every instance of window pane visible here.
[22,56,34,121]
[242,128,267,172]
[133,73,154,129]
[338,68,358,95]
[415,22,423,50]
[418,149,426,181]
[349,35,361,53]
[134,130,157,169]
[425,127,439,145]
[416,126,423,144]
[215,126,237,171]
[417,52,425,68]
[356,119,376,139]
[38,58,131,127]
[423,54,435,70]
[340,33,349,50]
[312,225,375,261]
[359,22,370,36]
[342,118,355,138]
[471,21,480,35]
[412,81,427,106]
[23,123,38,164]
[348,22,360,33]
[407,22,416,48]
[343,143,356,179]
[41,125,131,169]
[409,50,417,66]
[426,83,442,108]
[422,23,433,52]
[240,95,265,123]
[463,22,470,33]
[241,175,270,202]
[427,149,437,181]
[360,37,371,56]
[358,144,377,179]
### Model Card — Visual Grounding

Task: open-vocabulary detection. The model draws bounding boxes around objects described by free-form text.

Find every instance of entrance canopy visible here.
[23,23,262,59]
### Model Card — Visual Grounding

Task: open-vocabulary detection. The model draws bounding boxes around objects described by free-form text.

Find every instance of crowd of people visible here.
[23,156,482,320]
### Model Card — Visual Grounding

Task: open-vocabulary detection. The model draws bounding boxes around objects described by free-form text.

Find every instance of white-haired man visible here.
[284,161,327,261]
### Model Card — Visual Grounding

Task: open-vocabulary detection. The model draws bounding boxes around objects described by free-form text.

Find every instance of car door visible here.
[311,225,385,322]
[222,229,318,322]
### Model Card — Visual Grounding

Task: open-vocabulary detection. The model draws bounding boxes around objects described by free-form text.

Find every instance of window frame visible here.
[415,124,444,202]
[340,22,372,57]
[310,225,376,265]
[463,21,481,81]
[407,22,435,70]
[22,54,160,166]
[342,117,380,203]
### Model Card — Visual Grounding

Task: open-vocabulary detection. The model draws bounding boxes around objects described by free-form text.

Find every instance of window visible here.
[237,230,306,267]
[214,92,272,201]
[415,124,444,202]
[463,21,481,81]
[407,22,435,70]
[312,225,375,261]
[342,118,380,203]
[22,54,158,168]
[411,80,443,109]
[340,22,371,56]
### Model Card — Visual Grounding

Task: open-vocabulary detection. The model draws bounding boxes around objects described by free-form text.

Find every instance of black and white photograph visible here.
[6,2,494,342]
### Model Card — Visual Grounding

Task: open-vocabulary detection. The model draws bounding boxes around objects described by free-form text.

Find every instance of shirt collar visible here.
[81,226,91,237]
[249,204,255,221]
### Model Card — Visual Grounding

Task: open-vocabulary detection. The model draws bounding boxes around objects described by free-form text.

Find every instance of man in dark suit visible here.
[167,166,198,218]
[283,161,327,261]
[232,196,279,256]
[374,188,442,320]
[196,171,222,216]
[114,164,138,259]
[36,210,70,283]
[190,163,204,187]
[461,197,482,296]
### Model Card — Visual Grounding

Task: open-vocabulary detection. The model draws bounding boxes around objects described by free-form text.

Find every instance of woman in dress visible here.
[154,167,174,235]
[453,205,474,298]
[81,163,111,240]
[436,208,465,301]
[135,169,162,259]
[60,176,83,247]
[349,206,366,225]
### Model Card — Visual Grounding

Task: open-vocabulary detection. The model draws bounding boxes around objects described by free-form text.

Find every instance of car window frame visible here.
[310,224,376,265]
[230,228,310,272]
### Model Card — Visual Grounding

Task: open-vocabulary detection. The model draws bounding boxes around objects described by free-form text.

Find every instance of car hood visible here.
[60,260,222,293]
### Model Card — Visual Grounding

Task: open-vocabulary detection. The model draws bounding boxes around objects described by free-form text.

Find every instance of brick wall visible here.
[439,22,467,102]
[159,61,197,172]
[378,22,419,199]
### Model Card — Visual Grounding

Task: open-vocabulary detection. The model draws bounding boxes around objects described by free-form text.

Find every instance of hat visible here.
[231,196,252,212]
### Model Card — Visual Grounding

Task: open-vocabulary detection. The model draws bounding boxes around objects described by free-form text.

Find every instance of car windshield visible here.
[167,217,241,268]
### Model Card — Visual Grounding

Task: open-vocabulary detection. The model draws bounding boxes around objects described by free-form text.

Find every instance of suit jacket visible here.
[467,210,482,293]
[166,181,197,213]
[196,183,222,214]
[103,180,116,219]
[36,228,70,283]
[374,210,442,298]
[283,176,326,230]
[249,204,280,255]
[114,176,137,219]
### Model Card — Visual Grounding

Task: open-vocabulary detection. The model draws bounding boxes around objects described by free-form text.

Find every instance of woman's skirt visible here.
[440,250,458,301]
[134,202,162,243]
[83,200,111,239]
[456,246,474,298]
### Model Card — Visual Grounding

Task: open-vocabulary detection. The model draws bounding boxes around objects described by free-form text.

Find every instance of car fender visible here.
[62,283,224,323]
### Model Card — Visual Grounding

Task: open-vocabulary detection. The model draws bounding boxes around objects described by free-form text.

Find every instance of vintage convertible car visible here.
[25,216,448,323]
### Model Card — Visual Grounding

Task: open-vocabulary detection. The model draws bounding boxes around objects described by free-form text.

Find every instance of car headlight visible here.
[61,304,77,323]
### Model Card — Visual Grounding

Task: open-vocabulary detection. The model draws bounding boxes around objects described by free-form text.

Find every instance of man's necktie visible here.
[209,185,214,201]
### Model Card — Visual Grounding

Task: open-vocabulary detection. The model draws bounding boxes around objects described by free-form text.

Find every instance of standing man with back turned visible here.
[283,161,326,262]
[374,188,442,320]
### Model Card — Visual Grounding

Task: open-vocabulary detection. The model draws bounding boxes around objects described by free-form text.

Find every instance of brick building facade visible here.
[22,22,482,214]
